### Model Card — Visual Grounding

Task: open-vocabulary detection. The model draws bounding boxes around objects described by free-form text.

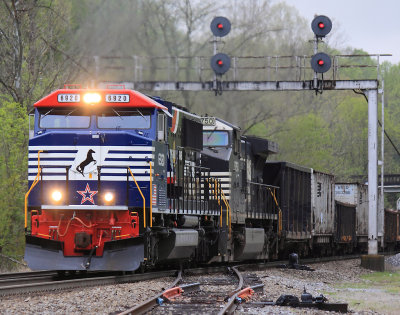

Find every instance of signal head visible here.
[311,15,332,38]
[210,53,231,75]
[311,52,332,73]
[210,16,231,37]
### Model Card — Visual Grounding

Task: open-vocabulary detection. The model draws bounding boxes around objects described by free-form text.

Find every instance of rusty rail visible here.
[218,266,245,315]
[118,270,182,315]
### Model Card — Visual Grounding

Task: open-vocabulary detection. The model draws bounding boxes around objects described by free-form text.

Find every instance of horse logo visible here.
[76,149,97,177]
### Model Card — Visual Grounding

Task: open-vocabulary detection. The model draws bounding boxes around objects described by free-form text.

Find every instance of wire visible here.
[57,216,94,238]
[353,89,400,158]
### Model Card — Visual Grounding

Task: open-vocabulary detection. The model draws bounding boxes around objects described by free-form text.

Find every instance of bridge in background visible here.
[352,174,400,193]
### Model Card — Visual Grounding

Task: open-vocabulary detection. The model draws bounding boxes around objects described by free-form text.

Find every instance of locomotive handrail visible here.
[219,184,232,239]
[247,182,283,236]
[267,187,282,235]
[25,150,45,230]
[128,167,146,228]
[149,160,152,228]
[206,178,231,236]
[248,181,280,189]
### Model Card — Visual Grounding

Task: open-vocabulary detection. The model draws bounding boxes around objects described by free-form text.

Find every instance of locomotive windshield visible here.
[97,109,151,129]
[39,109,90,129]
[203,130,229,146]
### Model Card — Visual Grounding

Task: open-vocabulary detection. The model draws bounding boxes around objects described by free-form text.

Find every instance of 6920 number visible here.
[105,94,130,103]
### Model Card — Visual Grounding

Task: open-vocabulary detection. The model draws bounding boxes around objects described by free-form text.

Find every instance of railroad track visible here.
[0,270,177,296]
[117,266,265,315]
[0,270,57,281]
[0,253,365,297]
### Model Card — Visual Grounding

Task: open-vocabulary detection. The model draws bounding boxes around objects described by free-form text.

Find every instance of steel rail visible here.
[0,270,57,280]
[218,266,244,315]
[0,269,177,296]
[0,274,57,288]
[0,253,374,297]
[117,270,182,315]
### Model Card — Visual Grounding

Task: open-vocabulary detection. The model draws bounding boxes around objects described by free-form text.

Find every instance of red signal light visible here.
[217,23,223,29]
[318,22,325,29]
[217,60,223,66]
[318,59,324,66]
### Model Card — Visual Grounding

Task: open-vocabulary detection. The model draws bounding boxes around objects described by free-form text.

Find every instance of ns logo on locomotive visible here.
[25,86,392,272]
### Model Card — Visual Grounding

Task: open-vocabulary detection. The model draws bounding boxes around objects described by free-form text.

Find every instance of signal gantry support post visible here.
[361,87,384,272]
[367,89,378,255]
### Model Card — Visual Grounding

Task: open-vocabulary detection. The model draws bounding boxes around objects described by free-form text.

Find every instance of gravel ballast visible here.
[1,257,400,314]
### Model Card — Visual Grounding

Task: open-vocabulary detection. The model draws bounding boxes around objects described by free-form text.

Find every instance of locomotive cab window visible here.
[203,130,229,147]
[97,108,151,129]
[39,108,90,129]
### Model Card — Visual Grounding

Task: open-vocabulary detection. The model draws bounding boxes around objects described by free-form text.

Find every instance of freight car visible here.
[384,209,399,251]
[262,163,351,257]
[24,87,397,272]
[335,183,384,252]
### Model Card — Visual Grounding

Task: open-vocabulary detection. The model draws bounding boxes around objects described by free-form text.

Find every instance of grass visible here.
[323,271,400,314]
[360,271,400,293]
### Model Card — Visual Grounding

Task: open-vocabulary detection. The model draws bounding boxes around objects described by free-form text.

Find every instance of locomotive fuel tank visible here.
[234,228,266,260]
[157,229,199,261]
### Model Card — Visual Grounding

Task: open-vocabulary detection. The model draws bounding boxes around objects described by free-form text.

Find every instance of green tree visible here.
[272,112,333,172]
[0,97,28,268]
[0,0,75,110]
[330,96,369,179]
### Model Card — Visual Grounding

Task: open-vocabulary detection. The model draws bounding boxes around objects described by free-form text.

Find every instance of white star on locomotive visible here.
[77,183,98,204]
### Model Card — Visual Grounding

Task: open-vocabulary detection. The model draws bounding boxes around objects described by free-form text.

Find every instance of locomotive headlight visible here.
[83,92,101,104]
[104,192,114,203]
[51,190,62,202]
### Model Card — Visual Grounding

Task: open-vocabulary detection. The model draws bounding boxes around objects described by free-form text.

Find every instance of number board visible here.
[106,94,130,103]
[201,117,216,126]
[57,94,80,103]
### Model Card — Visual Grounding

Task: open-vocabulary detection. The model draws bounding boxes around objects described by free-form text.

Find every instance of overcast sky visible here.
[278,0,398,63]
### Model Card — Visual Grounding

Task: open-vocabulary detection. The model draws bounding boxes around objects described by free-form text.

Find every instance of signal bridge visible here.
[96,53,387,91]
[95,15,390,262]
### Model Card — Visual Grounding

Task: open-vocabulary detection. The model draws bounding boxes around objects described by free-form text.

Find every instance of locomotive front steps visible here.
[361,254,385,272]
